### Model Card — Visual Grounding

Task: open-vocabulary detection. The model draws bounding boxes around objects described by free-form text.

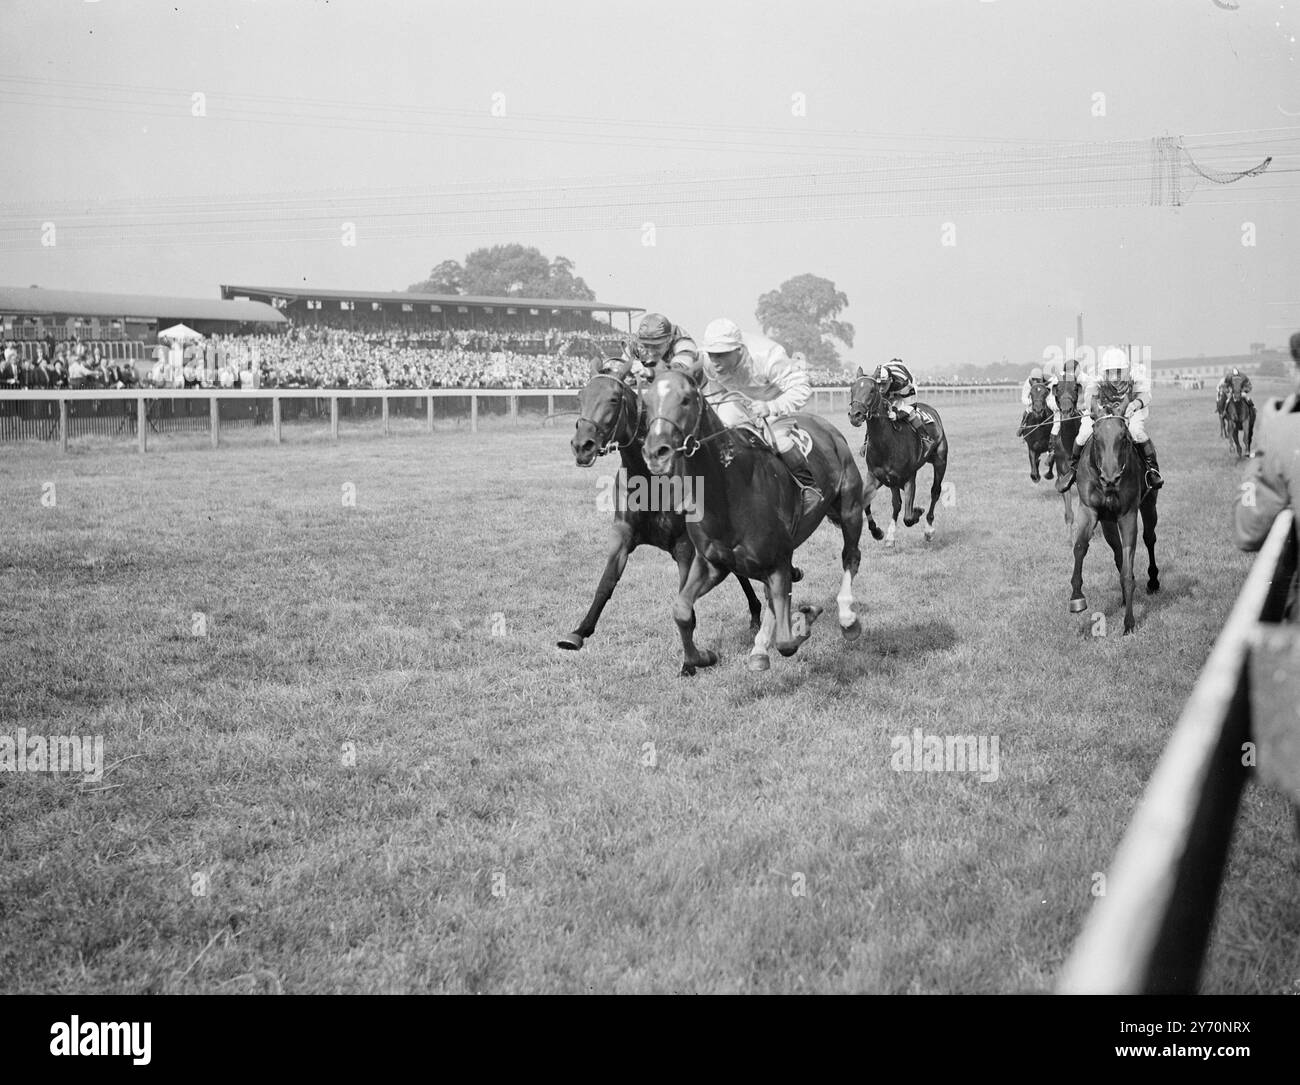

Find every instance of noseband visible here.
[577,375,642,456]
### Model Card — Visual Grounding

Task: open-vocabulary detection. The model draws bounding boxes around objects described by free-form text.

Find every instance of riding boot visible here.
[1138,440,1164,489]
[1056,442,1083,493]
[906,412,936,460]
[779,447,824,518]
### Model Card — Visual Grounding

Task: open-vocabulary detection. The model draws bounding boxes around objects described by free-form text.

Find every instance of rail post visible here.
[382,395,390,436]
[137,397,147,453]
[59,399,68,453]
[272,396,282,444]
[330,396,339,441]
[470,393,478,433]
[427,394,434,432]
[210,396,220,448]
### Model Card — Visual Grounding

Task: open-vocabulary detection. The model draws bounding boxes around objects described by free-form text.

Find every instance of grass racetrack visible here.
[2,383,1298,994]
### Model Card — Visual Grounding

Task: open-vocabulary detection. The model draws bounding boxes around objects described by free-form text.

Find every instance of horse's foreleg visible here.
[770,564,821,658]
[738,573,763,633]
[1119,511,1139,634]
[1142,497,1160,594]
[558,521,634,650]
[749,584,777,671]
[1043,442,1054,480]
[1028,443,1040,483]
[673,551,727,677]
[1069,509,1095,614]
[885,486,902,547]
[863,472,885,541]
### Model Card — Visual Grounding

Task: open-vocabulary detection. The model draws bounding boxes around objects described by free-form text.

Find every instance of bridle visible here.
[646,379,740,458]
[576,374,643,457]
[848,376,882,422]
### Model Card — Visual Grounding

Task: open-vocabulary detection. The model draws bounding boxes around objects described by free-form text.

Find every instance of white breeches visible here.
[715,400,798,453]
[1075,407,1148,446]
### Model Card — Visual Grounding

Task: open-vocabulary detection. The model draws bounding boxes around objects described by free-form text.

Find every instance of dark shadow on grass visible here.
[1066,567,1197,638]
[805,617,960,682]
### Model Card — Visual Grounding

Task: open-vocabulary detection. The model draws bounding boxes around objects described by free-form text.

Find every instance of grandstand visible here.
[219,283,643,337]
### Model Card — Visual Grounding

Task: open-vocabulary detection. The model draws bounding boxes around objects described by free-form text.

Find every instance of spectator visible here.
[1234,331,1300,561]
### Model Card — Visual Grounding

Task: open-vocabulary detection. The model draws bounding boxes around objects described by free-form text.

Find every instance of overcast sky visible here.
[1,0,1296,366]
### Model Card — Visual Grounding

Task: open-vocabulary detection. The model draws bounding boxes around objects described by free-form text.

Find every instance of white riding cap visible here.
[1029,366,1043,380]
[1100,348,1130,374]
[702,318,744,353]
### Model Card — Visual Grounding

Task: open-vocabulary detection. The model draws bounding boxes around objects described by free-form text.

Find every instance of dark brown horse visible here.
[641,367,865,675]
[847,370,948,547]
[1052,374,1084,538]
[1223,386,1255,458]
[1021,380,1055,483]
[560,366,762,650]
[1068,414,1160,636]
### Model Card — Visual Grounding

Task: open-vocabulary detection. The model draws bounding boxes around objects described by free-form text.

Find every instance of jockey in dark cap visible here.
[600,313,699,379]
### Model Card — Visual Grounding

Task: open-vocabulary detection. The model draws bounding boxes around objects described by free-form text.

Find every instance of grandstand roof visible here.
[0,286,286,324]
[220,283,643,313]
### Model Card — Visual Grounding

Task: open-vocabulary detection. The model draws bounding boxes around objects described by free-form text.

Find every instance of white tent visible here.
[157,323,204,341]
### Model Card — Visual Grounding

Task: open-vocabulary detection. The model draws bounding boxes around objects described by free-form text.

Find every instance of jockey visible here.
[875,358,937,459]
[1216,366,1253,415]
[1042,357,1067,438]
[1058,347,1163,492]
[700,317,822,517]
[603,312,699,379]
[1017,365,1049,437]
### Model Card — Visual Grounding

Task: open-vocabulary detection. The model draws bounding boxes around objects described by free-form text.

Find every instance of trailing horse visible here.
[847,370,948,547]
[641,367,865,675]
[1020,380,1055,483]
[1067,414,1160,636]
[1052,374,1084,538]
[1223,389,1255,458]
[559,365,762,650]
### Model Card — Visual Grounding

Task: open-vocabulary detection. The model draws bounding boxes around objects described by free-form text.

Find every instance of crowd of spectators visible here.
[0,339,139,389]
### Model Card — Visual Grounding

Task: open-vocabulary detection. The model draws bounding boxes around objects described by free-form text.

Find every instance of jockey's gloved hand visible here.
[750,399,771,418]
[1124,401,1140,418]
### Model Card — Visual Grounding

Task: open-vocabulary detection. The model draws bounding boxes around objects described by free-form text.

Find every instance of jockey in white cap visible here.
[1058,347,1163,492]
[700,317,822,516]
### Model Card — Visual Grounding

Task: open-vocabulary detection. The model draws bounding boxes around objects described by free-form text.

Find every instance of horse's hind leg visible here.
[1142,497,1160,594]
[923,450,946,541]
[559,521,633,650]
[885,486,902,547]
[834,468,865,639]
[862,471,885,541]
[902,475,922,528]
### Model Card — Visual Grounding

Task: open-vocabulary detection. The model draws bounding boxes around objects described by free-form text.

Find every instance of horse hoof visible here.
[792,566,804,583]
[884,538,895,549]
[868,524,884,541]
[697,649,719,668]
[841,618,862,641]
[1147,581,1160,595]
[776,642,799,657]
[1068,597,1087,614]
[1123,627,1135,637]
[923,526,935,541]
[556,633,584,651]
[679,663,696,678]
[1031,475,1039,484]
[747,653,770,672]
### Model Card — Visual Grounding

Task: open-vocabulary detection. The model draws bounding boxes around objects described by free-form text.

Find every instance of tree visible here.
[407,245,595,300]
[755,274,853,369]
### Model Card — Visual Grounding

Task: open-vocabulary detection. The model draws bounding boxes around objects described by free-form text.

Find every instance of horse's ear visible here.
[856,366,864,377]
[590,356,603,377]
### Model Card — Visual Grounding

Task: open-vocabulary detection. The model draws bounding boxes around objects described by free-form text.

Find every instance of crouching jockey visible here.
[1042,357,1066,438]
[875,358,938,459]
[599,311,699,380]
[700,317,822,517]
[1058,348,1163,492]
[1017,366,1049,437]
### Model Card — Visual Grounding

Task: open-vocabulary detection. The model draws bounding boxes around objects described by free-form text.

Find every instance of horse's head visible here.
[642,365,705,476]
[1029,380,1049,413]
[1090,415,1133,510]
[572,365,639,467]
[847,367,882,427]
[1056,377,1078,415]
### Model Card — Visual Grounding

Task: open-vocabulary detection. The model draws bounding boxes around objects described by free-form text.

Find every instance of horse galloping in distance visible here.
[847,369,948,547]
[1068,413,1160,636]
[1222,383,1256,459]
[1020,379,1055,483]
[641,366,865,675]
[1052,373,1084,538]
[560,362,762,650]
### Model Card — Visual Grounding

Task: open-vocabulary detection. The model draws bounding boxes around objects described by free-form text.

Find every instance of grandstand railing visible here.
[0,383,1023,450]
[1057,510,1299,994]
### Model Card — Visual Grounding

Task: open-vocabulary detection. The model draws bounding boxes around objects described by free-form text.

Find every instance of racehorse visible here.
[1222,384,1255,458]
[1021,379,1054,483]
[559,363,762,650]
[1067,414,1160,636]
[1052,373,1084,537]
[641,366,866,675]
[847,369,948,547]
